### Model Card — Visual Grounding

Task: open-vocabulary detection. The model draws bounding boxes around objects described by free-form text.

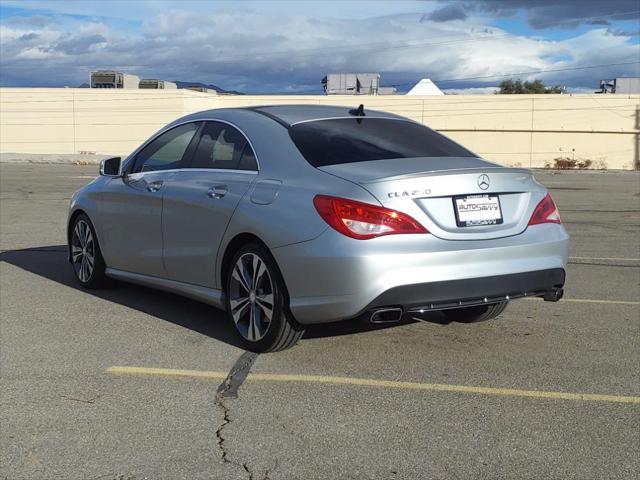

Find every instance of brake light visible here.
[313,195,428,239]
[528,193,561,225]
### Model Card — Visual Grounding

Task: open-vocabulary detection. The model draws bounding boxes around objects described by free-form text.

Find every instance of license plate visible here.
[453,194,503,227]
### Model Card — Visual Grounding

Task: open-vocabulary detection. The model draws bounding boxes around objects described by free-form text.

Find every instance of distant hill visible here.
[174,81,244,95]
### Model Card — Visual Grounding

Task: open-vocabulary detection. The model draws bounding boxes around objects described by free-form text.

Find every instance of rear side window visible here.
[189,121,257,171]
[237,145,258,171]
[289,118,476,167]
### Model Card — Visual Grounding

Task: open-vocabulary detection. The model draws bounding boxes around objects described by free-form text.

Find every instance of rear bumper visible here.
[271,223,569,324]
[367,268,565,314]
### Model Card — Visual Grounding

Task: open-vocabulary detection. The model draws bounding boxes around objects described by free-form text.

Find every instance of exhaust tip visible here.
[543,288,564,302]
[370,307,403,324]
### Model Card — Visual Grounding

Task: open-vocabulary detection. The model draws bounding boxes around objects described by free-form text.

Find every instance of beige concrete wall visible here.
[1,88,638,169]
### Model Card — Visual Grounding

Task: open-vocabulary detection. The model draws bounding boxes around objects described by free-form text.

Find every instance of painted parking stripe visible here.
[562,298,640,305]
[106,366,640,404]
[570,256,640,262]
[524,297,640,306]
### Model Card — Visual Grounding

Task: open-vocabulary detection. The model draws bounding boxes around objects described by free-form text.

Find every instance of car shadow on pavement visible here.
[0,245,449,349]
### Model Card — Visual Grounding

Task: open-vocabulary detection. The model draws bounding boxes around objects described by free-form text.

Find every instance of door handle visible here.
[146,180,163,193]
[208,185,228,199]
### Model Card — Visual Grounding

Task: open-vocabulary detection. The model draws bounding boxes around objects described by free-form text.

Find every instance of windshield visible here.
[289,117,477,167]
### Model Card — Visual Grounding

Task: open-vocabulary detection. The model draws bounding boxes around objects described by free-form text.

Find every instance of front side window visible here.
[289,118,477,167]
[132,123,199,173]
[189,121,257,171]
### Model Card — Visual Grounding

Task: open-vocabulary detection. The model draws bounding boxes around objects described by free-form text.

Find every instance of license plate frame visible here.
[453,194,504,227]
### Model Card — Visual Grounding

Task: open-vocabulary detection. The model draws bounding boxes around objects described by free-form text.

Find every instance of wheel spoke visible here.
[253,256,267,289]
[251,255,261,288]
[74,224,85,248]
[230,297,250,324]
[256,292,273,305]
[254,303,268,337]
[232,263,251,292]
[79,256,87,282]
[247,303,257,341]
[80,222,87,246]
[84,256,91,282]
[71,245,83,262]
[85,253,94,270]
[83,224,92,246]
[256,294,273,321]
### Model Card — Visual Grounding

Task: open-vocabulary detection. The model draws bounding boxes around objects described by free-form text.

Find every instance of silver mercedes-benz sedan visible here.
[67,104,569,352]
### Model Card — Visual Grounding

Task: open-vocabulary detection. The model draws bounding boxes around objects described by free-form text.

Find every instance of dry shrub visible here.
[550,157,593,170]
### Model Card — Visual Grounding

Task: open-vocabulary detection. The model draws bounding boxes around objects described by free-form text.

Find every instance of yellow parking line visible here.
[524,297,640,306]
[108,366,228,380]
[106,366,640,404]
[570,256,640,262]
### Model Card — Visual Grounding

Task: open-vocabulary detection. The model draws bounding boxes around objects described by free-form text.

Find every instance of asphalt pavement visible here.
[1,164,638,479]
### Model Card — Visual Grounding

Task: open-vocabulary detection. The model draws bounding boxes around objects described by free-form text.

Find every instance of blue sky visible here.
[0,0,638,93]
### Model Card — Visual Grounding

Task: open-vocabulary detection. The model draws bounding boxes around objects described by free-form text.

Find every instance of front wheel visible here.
[442,302,508,323]
[226,244,305,352]
[69,213,108,289]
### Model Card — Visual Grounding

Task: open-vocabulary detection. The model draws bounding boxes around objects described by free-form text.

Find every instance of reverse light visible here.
[313,195,428,240]
[528,193,562,225]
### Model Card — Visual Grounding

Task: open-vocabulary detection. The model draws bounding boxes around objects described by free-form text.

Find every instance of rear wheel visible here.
[226,244,305,352]
[442,302,508,323]
[70,214,108,289]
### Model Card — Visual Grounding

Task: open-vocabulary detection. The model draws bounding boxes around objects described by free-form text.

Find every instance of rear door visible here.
[162,120,258,288]
[99,122,200,277]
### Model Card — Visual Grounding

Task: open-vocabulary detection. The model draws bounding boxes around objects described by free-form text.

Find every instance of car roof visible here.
[180,104,405,129]
[247,104,404,127]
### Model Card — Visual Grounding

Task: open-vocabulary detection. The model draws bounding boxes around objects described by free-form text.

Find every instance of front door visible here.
[98,122,200,277]
[162,121,259,288]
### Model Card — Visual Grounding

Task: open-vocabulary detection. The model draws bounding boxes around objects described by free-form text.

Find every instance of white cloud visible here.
[0,9,638,91]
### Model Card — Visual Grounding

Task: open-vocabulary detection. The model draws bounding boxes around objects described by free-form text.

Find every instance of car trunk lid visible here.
[318,157,539,240]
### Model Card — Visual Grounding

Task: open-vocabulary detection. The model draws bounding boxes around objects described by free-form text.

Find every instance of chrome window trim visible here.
[180,168,258,175]
[126,167,259,179]
[124,168,182,179]
[124,118,261,173]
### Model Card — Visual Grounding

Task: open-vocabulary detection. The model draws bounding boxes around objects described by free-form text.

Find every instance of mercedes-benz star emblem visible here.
[478,174,490,190]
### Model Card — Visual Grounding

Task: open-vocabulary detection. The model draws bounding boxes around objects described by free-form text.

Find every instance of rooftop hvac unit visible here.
[322,73,381,95]
[139,79,178,89]
[90,71,140,89]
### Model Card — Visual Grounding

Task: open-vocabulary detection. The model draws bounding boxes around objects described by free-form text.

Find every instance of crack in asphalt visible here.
[215,351,276,480]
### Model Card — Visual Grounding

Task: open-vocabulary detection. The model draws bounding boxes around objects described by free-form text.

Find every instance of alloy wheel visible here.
[71,220,95,283]
[229,252,274,342]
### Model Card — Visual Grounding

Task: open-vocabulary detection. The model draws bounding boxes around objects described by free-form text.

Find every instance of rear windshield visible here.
[289,118,477,167]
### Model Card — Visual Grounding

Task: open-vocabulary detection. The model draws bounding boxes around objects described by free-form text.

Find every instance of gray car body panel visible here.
[68,105,569,324]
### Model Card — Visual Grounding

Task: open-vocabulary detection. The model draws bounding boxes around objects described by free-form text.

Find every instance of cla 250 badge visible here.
[388,188,432,199]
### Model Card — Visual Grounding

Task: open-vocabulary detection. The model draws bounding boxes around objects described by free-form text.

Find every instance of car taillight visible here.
[313,195,428,239]
[528,193,561,225]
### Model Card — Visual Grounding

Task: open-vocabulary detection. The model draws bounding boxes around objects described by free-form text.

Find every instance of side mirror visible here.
[99,157,122,177]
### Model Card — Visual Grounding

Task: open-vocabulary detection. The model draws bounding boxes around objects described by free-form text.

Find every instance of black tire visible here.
[442,301,508,323]
[225,243,305,353]
[69,213,109,289]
